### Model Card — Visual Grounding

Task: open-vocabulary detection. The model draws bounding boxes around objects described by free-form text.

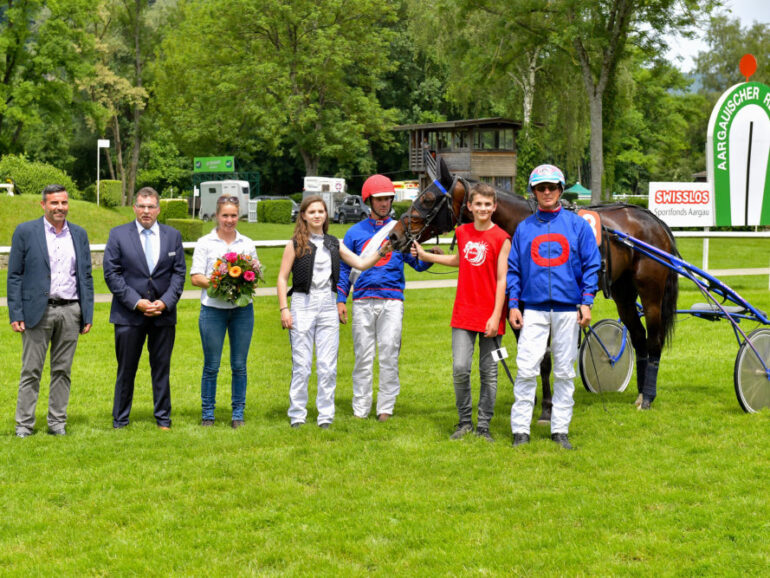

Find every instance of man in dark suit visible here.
[7,184,94,438]
[103,186,186,429]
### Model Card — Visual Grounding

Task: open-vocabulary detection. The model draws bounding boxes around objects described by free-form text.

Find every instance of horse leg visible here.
[537,345,553,424]
[635,268,673,409]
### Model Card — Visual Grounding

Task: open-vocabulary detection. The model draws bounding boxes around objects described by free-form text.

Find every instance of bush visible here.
[392,201,411,219]
[82,180,123,207]
[0,154,79,198]
[290,192,303,204]
[159,199,189,224]
[166,218,203,242]
[562,192,578,203]
[259,199,292,224]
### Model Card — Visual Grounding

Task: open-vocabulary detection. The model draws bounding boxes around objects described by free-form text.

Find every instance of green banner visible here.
[194,156,234,173]
[708,82,770,226]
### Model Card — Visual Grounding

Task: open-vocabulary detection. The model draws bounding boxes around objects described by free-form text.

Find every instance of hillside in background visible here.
[0,196,134,245]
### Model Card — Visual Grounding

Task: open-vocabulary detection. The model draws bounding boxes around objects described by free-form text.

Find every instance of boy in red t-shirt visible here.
[412,183,511,441]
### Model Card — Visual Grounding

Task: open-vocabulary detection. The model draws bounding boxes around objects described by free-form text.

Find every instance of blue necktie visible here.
[142,228,155,272]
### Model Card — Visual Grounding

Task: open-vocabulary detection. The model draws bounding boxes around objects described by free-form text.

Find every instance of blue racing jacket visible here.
[507,207,601,312]
[337,217,431,302]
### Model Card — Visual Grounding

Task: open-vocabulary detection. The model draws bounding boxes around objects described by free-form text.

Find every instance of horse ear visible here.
[438,157,453,189]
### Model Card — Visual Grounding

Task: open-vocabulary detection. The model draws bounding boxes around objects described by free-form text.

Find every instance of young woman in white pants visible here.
[277,195,390,428]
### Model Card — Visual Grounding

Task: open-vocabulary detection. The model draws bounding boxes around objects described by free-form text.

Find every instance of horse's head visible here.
[389,158,463,252]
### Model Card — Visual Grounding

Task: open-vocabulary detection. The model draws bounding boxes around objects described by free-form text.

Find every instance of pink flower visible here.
[224,252,238,263]
[243,270,255,282]
[219,263,228,274]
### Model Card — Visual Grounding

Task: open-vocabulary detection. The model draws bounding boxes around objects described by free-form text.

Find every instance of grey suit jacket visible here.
[7,217,94,330]
[103,221,186,326]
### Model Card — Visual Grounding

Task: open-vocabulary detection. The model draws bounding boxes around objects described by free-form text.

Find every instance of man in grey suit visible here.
[103,186,186,430]
[7,184,94,438]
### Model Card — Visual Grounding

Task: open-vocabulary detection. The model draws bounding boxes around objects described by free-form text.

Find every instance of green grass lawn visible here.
[1,284,770,574]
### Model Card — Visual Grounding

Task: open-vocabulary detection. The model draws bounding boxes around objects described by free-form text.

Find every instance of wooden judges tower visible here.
[394,118,523,192]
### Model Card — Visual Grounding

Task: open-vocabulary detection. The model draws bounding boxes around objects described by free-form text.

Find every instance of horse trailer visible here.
[198,180,250,220]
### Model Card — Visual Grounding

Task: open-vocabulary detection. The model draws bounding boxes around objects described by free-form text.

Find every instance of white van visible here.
[303,176,347,218]
[199,180,250,220]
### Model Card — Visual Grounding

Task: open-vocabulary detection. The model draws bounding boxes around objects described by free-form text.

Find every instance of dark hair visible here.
[135,186,160,204]
[42,184,67,201]
[468,182,496,203]
[292,195,329,257]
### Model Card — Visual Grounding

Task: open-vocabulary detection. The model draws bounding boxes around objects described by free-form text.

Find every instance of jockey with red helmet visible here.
[337,174,433,421]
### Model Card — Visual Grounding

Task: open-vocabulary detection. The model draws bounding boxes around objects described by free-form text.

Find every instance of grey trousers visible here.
[451,327,498,428]
[16,303,81,434]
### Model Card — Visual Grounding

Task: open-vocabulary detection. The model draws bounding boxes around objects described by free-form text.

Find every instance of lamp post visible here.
[97,139,110,206]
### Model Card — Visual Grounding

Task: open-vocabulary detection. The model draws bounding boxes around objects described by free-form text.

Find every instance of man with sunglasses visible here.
[506,164,600,450]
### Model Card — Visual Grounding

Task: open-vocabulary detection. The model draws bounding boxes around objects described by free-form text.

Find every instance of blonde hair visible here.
[293,195,329,257]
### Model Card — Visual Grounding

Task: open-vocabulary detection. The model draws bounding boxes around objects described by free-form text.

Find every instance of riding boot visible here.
[641,356,660,405]
[636,355,648,395]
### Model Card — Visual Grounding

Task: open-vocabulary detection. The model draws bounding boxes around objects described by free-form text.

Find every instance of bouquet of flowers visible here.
[207,252,264,306]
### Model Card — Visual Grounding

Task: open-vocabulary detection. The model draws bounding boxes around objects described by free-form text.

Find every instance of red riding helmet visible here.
[362,174,395,203]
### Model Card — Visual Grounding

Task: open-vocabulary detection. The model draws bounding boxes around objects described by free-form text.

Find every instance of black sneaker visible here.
[290,422,303,428]
[551,433,574,450]
[475,427,494,442]
[512,433,530,447]
[201,419,214,427]
[449,422,473,440]
[231,420,245,429]
[319,422,331,430]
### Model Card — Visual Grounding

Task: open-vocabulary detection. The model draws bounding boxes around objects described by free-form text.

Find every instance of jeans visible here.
[199,303,254,421]
[451,328,498,429]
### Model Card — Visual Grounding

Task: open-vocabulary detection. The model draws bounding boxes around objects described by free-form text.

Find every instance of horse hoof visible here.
[634,393,643,408]
[537,417,551,425]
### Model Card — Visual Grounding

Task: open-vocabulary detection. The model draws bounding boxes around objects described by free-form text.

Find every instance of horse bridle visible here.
[403,176,467,246]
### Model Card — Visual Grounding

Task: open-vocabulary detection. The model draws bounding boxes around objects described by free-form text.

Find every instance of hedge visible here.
[166,218,203,242]
[258,199,292,224]
[82,180,123,207]
[159,199,189,224]
[0,154,79,198]
[392,201,411,219]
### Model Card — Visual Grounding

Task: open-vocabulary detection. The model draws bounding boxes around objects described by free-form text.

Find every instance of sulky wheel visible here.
[734,328,770,413]
[579,319,635,394]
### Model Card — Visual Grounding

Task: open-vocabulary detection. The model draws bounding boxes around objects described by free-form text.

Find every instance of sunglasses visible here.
[217,195,239,205]
[533,183,560,193]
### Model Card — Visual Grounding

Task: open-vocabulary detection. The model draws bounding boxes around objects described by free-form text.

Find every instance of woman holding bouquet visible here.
[191,195,260,428]
[277,195,390,429]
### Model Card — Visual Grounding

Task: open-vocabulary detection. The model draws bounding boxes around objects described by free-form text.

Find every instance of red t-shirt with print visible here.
[451,222,510,335]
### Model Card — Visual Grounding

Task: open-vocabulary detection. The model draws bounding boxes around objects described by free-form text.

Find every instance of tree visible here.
[0,0,96,164]
[154,0,400,179]
[558,0,718,202]
[695,14,770,95]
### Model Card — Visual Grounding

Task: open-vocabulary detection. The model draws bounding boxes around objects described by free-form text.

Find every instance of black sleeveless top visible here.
[290,235,340,295]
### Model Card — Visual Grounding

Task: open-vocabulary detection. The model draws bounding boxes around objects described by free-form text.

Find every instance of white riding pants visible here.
[511,308,579,435]
[351,299,404,417]
[288,291,339,425]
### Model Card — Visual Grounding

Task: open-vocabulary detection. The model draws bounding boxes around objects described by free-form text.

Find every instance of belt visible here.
[48,298,79,307]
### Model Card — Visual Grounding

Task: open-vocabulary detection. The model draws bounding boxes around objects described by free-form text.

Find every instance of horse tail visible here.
[645,204,679,348]
[661,265,678,349]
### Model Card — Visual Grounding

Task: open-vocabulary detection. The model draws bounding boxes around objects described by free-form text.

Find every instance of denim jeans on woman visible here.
[199,303,254,421]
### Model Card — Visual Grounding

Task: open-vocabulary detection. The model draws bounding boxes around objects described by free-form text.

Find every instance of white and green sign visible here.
[194,156,235,173]
[706,81,770,226]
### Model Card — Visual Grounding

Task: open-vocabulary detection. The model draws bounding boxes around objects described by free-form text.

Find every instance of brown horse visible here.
[389,159,679,413]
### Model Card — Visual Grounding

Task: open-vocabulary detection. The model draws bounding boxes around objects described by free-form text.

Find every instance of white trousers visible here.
[351,299,404,417]
[511,308,579,435]
[288,291,339,425]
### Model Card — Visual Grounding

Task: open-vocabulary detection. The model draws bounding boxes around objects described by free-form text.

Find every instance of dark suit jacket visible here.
[103,221,186,326]
[7,217,94,330]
